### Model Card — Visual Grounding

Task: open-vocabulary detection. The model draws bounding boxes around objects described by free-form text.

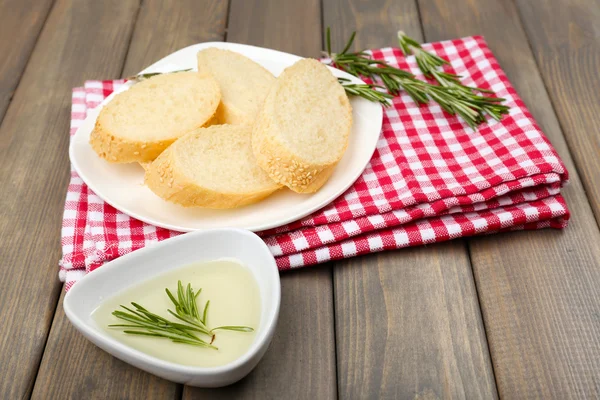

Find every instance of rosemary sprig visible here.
[125,68,192,82]
[325,27,510,129]
[337,77,394,105]
[110,280,254,349]
[165,281,210,333]
[110,302,216,349]
[397,31,510,127]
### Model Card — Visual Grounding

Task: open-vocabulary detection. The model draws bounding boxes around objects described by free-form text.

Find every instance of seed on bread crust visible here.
[252,58,352,193]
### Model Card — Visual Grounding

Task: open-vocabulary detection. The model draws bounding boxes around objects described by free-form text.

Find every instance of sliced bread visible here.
[144,124,282,208]
[252,58,352,193]
[90,71,220,163]
[196,48,275,124]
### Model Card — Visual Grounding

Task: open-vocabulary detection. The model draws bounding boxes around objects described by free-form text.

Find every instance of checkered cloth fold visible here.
[60,36,569,290]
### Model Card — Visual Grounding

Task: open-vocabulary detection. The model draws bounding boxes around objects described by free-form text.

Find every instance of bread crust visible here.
[252,60,352,193]
[90,112,218,164]
[90,72,220,163]
[252,107,326,194]
[144,127,281,209]
[214,102,250,125]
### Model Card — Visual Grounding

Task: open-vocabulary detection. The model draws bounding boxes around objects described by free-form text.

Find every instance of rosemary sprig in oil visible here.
[109,280,253,349]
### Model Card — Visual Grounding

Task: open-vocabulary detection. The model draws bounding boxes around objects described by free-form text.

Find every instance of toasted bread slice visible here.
[90,71,220,163]
[145,124,282,208]
[196,48,275,124]
[252,59,352,193]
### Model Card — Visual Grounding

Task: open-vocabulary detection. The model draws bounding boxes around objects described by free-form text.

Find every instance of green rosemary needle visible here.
[397,31,510,128]
[326,27,511,129]
[165,281,210,332]
[110,302,216,349]
[125,68,192,82]
[338,77,394,105]
[109,280,254,349]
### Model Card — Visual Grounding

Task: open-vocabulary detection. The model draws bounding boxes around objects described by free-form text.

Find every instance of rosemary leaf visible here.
[165,288,178,308]
[122,330,215,349]
[211,326,255,333]
[119,305,153,322]
[202,300,210,326]
[126,68,191,82]
[324,27,510,129]
[110,281,254,350]
[171,339,218,350]
[177,281,186,314]
[397,30,509,127]
[166,309,209,332]
[339,80,394,106]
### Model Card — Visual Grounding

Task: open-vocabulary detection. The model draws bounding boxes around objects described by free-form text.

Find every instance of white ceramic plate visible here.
[70,42,383,232]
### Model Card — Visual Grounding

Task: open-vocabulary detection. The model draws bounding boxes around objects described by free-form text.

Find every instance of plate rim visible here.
[69,41,383,232]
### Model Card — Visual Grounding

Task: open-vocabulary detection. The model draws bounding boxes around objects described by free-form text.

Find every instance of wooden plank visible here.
[185,269,337,399]
[224,0,321,56]
[121,0,228,77]
[29,1,229,398]
[322,2,498,398]
[333,247,498,399]
[184,0,337,398]
[31,291,181,400]
[515,0,600,223]
[0,0,54,123]
[0,0,139,398]
[419,0,600,397]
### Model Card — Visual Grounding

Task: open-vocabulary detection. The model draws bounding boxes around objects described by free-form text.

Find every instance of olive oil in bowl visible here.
[92,259,261,368]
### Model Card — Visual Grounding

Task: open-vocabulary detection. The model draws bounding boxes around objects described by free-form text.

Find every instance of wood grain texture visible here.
[334,247,498,399]
[323,1,498,398]
[29,0,229,398]
[420,0,600,397]
[121,0,228,77]
[31,291,181,400]
[0,0,139,398]
[0,0,54,124]
[516,0,600,224]
[185,1,337,398]
[324,0,409,49]
[185,269,337,399]
[226,0,321,57]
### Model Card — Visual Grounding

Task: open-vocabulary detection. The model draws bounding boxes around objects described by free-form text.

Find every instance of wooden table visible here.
[1,0,599,398]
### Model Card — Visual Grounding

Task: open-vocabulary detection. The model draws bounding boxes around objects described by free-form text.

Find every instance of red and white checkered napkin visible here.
[60,36,569,290]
